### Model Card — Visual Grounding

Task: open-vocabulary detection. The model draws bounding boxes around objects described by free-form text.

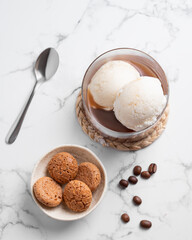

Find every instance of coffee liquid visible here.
[87,60,158,132]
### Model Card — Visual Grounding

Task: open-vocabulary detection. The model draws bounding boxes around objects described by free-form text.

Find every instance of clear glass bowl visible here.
[81,48,169,141]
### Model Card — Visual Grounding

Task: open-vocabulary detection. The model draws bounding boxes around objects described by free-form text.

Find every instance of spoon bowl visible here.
[35,48,59,82]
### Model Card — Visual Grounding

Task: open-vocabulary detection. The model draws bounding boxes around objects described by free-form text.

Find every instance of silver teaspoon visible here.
[5,48,59,144]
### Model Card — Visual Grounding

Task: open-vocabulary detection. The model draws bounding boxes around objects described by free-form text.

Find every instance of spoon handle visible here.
[5,82,37,144]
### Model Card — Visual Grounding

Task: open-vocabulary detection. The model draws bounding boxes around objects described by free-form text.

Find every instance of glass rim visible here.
[81,47,169,138]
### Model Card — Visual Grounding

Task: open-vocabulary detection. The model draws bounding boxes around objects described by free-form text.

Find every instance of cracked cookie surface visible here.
[75,162,101,191]
[48,152,78,184]
[63,180,92,212]
[33,176,62,207]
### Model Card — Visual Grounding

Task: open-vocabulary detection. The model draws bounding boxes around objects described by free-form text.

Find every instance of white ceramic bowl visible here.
[31,145,107,221]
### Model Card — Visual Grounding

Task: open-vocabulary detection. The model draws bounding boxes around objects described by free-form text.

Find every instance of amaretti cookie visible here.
[33,177,62,207]
[75,162,101,191]
[48,152,78,184]
[63,180,92,212]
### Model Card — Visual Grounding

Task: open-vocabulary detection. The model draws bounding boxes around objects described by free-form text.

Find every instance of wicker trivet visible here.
[76,92,169,151]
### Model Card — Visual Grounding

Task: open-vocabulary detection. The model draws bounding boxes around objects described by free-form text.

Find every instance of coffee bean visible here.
[121,213,130,223]
[140,220,152,229]
[119,179,129,188]
[128,176,138,184]
[148,163,157,174]
[133,196,142,205]
[141,171,151,179]
[133,166,142,176]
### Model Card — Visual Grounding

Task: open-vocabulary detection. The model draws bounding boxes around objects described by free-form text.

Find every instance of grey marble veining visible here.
[0,0,192,239]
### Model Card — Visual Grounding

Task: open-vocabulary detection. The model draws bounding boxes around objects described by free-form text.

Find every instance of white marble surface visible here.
[0,0,192,239]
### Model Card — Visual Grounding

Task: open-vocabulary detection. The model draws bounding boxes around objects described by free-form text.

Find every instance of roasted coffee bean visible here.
[133,166,142,176]
[119,179,129,188]
[133,196,142,205]
[121,213,130,223]
[141,171,151,179]
[148,163,157,174]
[140,220,152,229]
[128,176,138,184]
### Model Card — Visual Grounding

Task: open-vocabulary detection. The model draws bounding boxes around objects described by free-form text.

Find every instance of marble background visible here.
[1,0,192,239]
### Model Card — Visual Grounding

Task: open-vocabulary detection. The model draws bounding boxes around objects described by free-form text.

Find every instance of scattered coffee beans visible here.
[148,163,157,174]
[121,213,130,223]
[119,179,129,188]
[141,171,151,179]
[119,164,156,229]
[133,196,142,205]
[128,176,138,184]
[140,220,152,229]
[133,166,142,176]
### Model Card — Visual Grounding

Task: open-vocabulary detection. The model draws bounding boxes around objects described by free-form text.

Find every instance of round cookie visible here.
[75,162,101,191]
[63,180,92,212]
[33,176,62,207]
[47,152,78,184]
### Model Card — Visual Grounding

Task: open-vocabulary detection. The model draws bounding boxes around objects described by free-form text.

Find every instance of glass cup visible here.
[81,48,169,142]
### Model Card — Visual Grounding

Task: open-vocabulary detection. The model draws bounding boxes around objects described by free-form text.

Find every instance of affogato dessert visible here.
[86,50,167,134]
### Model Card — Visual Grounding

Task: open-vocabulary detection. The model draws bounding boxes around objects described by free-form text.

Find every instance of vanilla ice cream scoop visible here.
[88,60,140,110]
[114,76,166,131]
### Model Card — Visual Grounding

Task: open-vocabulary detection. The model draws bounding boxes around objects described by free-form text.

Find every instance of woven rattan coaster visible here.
[76,92,169,151]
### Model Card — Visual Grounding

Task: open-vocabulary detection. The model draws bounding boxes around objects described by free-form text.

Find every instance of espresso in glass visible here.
[82,48,168,139]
